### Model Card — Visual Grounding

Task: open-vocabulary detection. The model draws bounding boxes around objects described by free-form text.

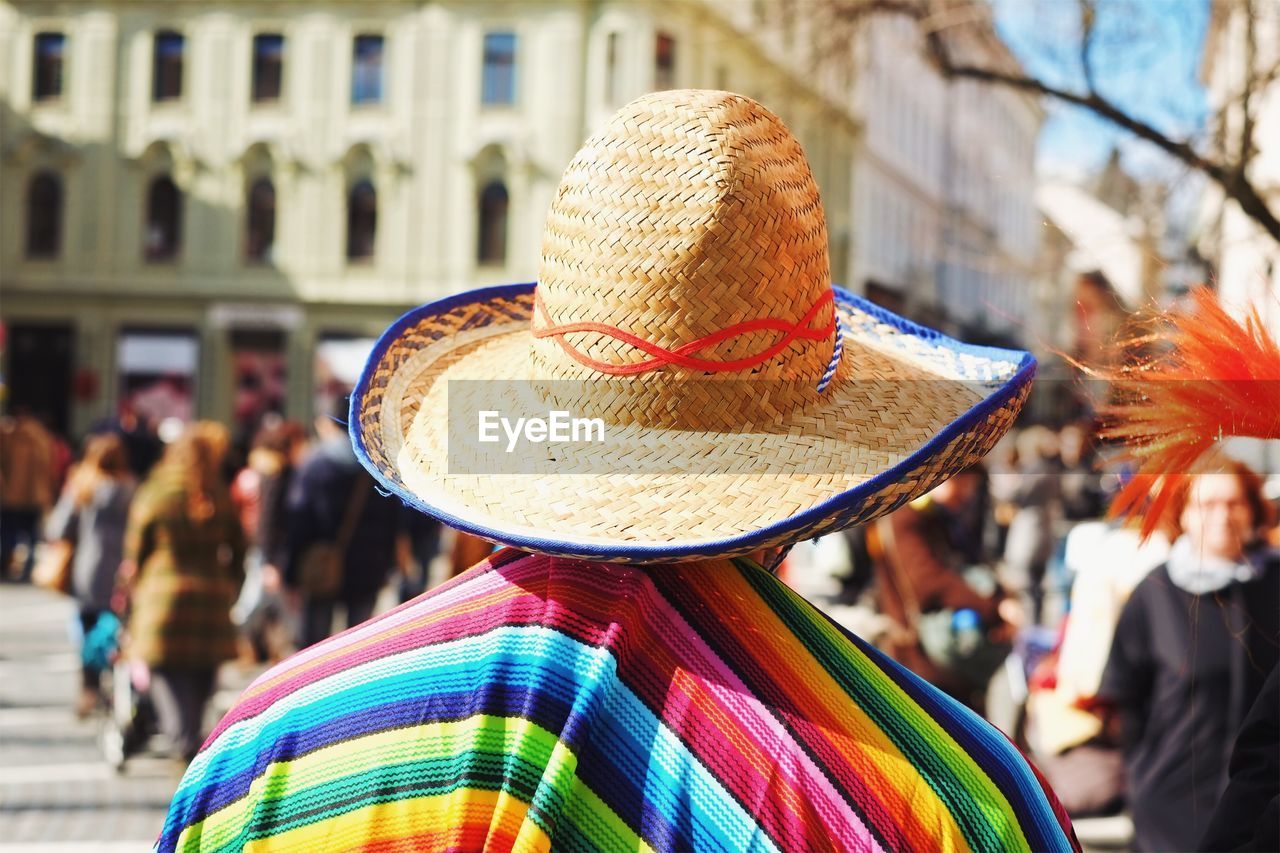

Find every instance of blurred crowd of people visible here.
[4,408,1279,849]
[0,401,458,766]
[786,421,1280,851]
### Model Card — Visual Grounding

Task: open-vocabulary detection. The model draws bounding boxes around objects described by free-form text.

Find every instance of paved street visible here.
[0,584,258,852]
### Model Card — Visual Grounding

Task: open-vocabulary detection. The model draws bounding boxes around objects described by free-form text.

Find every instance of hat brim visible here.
[351,283,1033,562]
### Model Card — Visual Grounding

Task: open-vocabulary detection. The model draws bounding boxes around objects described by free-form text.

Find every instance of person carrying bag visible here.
[872,480,1013,712]
[296,478,368,600]
[286,404,402,650]
[32,530,75,594]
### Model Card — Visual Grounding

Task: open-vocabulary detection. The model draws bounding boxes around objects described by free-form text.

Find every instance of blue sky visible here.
[992,0,1211,184]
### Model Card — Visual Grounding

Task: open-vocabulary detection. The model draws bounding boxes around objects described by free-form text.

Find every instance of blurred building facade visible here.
[847,14,1043,347]
[4,1,1050,443]
[1199,0,1280,473]
[1,0,860,440]
[1198,0,1280,337]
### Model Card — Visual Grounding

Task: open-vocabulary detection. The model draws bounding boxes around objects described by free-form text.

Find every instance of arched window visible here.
[144,175,182,262]
[346,179,377,261]
[153,30,184,102]
[26,171,62,259]
[245,178,276,263]
[477,180,508,265]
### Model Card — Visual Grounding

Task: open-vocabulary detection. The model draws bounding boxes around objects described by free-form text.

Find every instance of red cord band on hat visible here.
[532,288,836,375]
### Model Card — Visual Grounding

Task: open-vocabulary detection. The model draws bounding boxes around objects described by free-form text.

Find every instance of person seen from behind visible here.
[870,463,1018,713]
[118,422,246,763]
[0,407,57,581]
[229,418,306,662]
[44,433,135,716]
[284,399,405,648]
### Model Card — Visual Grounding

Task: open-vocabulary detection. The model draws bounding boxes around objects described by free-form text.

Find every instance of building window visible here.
[245,178,276,263]
[351,34,384,105]
[33,32,65,101]
[346,179,377,261]
[605,32,620,104]
[482,32,516,106]
[654,32,675,90]
[144,175,182,262]
[477,180,509,265]
[25,171,63,259]
[251,33,284,103]
[153,30,184,102]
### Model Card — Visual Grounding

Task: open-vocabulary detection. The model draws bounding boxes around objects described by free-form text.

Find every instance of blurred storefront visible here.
[1,292,387,440]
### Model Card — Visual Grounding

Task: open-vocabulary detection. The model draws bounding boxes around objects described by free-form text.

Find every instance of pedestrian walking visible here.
[1002,426,1059,625]
[157,90,1076,852]
[118,422,246,763]
[870,465,1016,713]
[1057,422,1105,522]
[0,407,57,581]
[229,418,305,661]
[44,433,135,716]
[1023,516,1168,819]
[90,402,164,479]
[284,401,404,648]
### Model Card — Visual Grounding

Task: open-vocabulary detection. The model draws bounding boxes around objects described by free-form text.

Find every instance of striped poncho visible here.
[159,549,1077,852]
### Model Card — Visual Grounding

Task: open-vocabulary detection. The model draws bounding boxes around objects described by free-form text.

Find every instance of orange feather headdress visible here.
[1087,286,1280,538]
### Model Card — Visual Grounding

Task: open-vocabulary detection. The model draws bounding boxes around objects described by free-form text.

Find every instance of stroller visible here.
[83,612,157,772]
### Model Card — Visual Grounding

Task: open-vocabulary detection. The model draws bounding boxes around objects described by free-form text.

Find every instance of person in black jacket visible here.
[285,400,406,648]
[1099,465,1280,853]
[1199,664,1280,851]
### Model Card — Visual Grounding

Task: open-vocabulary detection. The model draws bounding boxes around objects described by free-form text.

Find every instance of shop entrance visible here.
[229,327,287,451]
[4,322,74,436]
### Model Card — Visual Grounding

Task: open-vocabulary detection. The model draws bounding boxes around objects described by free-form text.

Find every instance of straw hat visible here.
[351,90,1034,562]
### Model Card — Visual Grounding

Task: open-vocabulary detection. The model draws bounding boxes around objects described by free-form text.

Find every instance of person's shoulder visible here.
[135,470,184,510]
[297,443,350,479]
[130,476,160,506]
[1252,547,1280,576]
[111,478,137,507]
[1118,563,1176,624]
[89,477,123,506]
[1131,562,1172,593]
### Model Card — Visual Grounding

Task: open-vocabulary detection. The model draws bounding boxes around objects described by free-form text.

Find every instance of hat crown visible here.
[533,90,835,427]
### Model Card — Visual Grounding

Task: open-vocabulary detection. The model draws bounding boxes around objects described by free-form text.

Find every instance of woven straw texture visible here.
[533,90,832,429]
[351,90,1032,562]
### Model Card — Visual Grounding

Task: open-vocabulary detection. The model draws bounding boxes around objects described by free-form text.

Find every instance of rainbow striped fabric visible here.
[159,549,1077,852]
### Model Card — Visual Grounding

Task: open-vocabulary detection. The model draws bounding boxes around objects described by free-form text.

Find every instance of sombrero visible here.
[351,89,1034,562]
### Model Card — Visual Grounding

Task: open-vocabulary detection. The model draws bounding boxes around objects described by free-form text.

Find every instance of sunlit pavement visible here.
[0,584,261,850]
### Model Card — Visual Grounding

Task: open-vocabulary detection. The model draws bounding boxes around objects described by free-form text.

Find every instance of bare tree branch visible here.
[821,0,1280,242]
[1078,0,1098,95]
[937,71,1280,243]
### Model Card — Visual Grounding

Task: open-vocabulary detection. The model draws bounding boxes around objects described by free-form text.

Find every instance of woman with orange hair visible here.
[1098,463,1278,851]
[1083,287,1280,851]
